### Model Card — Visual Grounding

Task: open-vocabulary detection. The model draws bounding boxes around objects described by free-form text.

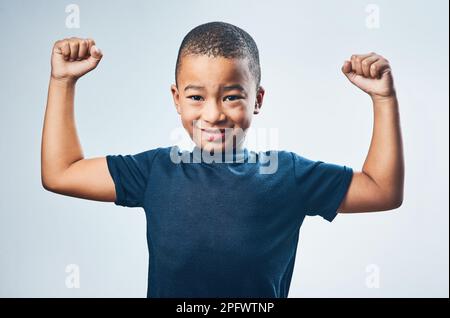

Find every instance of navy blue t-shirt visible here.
[106,145,353,298]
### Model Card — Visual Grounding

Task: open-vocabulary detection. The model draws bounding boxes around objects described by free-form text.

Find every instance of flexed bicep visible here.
[338,171,401,213]
[43,157,116,202]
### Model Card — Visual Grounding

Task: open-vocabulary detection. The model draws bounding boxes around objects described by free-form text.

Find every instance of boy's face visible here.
[171,55,265,153]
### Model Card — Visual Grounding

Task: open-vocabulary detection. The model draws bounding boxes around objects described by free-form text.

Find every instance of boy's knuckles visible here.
[62,46,70,55]
[78,46,88,59]
[56,40,67,48]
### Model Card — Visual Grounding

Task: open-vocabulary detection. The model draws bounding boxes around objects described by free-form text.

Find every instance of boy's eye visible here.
[224,95,243,102]
[188,95,203,101]
[187,95,243,102]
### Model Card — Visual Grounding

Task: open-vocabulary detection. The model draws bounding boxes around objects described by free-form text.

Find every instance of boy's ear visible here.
[170,84,181,115]
[253,86,265,115]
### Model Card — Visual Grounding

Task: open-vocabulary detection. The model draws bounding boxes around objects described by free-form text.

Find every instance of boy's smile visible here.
[171,55,265,153]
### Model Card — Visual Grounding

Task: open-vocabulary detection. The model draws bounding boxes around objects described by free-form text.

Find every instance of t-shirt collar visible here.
[191,145,249,164]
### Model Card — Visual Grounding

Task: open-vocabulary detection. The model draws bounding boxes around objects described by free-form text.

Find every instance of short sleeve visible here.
[291,152,353,222]
[106,148,161,207]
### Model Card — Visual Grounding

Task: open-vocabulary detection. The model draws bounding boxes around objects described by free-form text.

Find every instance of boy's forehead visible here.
[178,55,253,90]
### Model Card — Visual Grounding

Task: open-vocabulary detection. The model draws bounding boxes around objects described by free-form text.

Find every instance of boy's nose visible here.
[202,102,226,123]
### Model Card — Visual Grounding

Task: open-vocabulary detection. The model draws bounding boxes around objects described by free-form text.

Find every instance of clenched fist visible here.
[51,37,103,82]
[342,52,395,100]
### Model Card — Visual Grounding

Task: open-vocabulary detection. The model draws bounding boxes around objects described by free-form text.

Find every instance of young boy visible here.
[41,21,404,298]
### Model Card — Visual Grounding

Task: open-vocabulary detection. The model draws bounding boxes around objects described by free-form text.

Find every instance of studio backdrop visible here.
[0,0,448,297]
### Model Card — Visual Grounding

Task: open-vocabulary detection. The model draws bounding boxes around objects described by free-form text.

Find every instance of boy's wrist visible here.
[50,75,78,87]
[370,91,398,104]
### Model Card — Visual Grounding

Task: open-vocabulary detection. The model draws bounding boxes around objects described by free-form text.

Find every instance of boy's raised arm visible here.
[338,52,405,213]
[41,37,116,202]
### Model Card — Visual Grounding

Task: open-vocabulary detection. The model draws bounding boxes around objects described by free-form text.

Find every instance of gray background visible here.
[0,0,448,297]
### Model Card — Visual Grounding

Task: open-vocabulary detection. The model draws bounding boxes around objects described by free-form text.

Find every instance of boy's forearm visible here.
[41,78,84,187]
[362,95,404,204]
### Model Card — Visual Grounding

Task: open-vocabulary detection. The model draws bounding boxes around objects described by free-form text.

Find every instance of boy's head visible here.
[171,21,265,153]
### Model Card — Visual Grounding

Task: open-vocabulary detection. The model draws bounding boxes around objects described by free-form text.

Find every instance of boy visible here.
[41,21,404,298]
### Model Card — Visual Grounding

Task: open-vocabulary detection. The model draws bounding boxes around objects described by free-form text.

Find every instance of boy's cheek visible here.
[179,112,196,129]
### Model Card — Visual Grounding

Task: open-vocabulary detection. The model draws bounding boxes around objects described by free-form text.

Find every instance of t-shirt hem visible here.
[322,166,354,222]
[106,155,127,206]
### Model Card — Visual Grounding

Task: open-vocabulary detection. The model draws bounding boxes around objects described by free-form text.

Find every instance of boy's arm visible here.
[41,37,116,202]
[338,53,404,213]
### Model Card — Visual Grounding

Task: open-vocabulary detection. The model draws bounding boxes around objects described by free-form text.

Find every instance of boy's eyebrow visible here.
[184,85,205,92]
[223,84,246,92]
[184,84,246,92]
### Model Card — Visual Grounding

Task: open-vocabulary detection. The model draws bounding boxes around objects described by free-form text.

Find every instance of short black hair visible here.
[175,21,261,91]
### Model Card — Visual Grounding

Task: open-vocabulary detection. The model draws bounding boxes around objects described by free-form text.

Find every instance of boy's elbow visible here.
[390,197,403,210]
[378,183,404,211]
[385,192,403,210]
[41,175,61,193]
[392,186,404,209]
[42,179,55,192]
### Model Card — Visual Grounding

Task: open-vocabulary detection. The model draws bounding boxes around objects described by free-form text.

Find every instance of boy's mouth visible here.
[201,128,226,133]
[200,128,228,142]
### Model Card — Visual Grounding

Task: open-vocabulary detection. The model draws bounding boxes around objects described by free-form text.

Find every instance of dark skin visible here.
[171,52,404,214]
[42,37,403,216]
[171,54,265,153]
